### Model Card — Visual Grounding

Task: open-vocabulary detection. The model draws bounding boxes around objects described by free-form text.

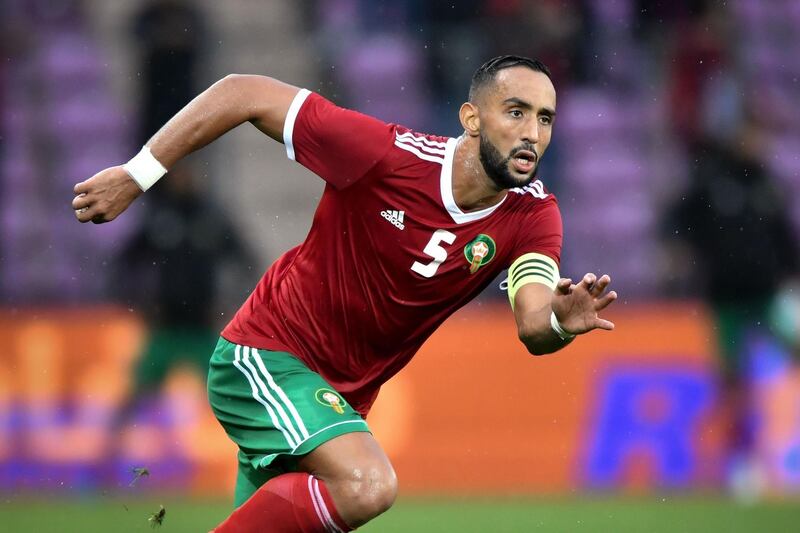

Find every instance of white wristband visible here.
[123,146,168,191]
[550,311,575,341]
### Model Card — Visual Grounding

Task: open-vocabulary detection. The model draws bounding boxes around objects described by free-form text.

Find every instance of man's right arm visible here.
[72,75,300,224]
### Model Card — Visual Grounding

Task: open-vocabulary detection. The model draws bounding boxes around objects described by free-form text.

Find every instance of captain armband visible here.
[506,252,559,310]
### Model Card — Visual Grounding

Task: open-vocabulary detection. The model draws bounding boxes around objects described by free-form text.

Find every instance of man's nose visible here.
[521,122,540,144]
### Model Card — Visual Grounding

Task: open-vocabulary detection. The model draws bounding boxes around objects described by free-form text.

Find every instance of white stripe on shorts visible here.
[241,346,304,446]
[252,348,311,439]
[232,344,298,448]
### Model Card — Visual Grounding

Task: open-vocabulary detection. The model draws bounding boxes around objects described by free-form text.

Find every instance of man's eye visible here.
[510,110,523,118]
[539,116,552,125]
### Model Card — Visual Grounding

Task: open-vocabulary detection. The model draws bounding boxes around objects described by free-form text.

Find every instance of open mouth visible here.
[511,149,537,173]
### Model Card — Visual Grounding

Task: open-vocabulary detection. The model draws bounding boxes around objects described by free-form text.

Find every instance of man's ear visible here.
[459,102,480,137]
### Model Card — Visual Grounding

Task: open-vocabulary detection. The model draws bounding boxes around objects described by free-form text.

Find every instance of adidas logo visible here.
[380,209,405,230]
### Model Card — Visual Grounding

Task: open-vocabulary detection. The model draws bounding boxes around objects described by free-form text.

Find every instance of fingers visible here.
[591,277,617,330]
[73,180,92,222]
[577,272,614,299]
[555,272,618,334]
[595,290,618,311]
[593,318,615,331]
[73,194,90,222]
[73,165,140,225]
[555,278,572,294]
[72,192,93,222]
[579,273,596,289]
[81,210,110,224]
[75,205,95,223]
[577,273,598,300]
[74,180,89,195]
[72,193,90,210]
[73,197,111,224]
[591,274,612,297]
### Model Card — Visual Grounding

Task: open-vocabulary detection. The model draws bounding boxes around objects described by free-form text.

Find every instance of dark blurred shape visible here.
[664,114,799,497]
[665,0,730,147]
[133,0,207,146]
[418,0,487,127]
[667,118,798,331]
[112,164,257,426]
[633,0,709,41]
[116,164,256,329]
[483,0,596,87]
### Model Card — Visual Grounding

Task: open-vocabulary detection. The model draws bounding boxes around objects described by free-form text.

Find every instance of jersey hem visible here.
[256,420,371,468]
[220,330,297,357]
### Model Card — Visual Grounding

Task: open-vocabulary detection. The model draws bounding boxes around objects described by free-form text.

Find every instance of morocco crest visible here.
[315,388,345,414]
[464,234,497,274]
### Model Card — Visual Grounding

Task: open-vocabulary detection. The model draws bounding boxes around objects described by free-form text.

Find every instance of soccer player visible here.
[73,56,617,532]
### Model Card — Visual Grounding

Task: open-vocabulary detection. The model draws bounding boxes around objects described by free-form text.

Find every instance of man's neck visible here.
[451,135,508,212]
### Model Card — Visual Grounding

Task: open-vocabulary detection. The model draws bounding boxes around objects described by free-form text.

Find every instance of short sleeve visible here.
[283,90,395,189]
[510,197,563,266]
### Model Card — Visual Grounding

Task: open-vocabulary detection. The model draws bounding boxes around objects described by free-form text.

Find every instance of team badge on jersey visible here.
[315,388,345,414]
[464,234,496,274]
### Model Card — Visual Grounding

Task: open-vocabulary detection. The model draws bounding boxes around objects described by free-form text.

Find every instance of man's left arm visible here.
[512,264,617,356]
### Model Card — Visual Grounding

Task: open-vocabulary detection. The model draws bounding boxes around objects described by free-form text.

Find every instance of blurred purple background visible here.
[2,0,799,304]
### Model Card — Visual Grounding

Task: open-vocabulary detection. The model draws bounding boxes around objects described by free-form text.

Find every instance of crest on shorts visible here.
[315,388,345,414]
[464,234,496,274]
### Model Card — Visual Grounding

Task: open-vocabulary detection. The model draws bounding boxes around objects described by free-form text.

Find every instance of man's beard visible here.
[478,132,538,190]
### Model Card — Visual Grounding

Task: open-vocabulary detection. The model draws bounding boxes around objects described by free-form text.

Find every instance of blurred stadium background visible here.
[2,0,800,531]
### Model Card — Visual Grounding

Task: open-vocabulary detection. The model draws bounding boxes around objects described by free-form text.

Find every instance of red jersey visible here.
[222,90,562,416]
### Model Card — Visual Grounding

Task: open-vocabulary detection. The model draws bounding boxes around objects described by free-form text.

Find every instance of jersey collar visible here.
[440,137,508,224]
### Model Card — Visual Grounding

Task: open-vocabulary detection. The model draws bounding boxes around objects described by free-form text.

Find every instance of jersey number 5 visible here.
[411,229,456,278]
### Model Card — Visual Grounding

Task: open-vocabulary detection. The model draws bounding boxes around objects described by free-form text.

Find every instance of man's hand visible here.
[72,166,142,223]
[551,273,617,335]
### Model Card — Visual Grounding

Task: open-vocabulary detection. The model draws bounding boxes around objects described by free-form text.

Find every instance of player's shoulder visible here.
[394,125,449,146]
[507,179,559,209]
[389,125,452,166]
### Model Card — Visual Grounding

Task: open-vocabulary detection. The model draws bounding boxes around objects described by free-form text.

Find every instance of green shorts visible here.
[207,337,370,505]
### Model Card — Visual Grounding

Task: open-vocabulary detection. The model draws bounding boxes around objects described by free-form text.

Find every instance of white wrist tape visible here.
[550,311,575,341]
[123,146,167,191]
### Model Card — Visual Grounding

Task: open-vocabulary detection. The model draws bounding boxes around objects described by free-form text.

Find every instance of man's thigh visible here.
[206,338,371,505]
[297,431,392,481]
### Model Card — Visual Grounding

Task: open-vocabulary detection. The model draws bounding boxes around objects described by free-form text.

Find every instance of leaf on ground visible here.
[129,467,151,487]
[148,505,166,529]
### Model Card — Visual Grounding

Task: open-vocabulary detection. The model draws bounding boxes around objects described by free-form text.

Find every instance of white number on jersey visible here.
[411,229,457,278]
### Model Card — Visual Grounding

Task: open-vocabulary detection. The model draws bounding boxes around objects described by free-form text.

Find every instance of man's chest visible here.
[333,177,519,291]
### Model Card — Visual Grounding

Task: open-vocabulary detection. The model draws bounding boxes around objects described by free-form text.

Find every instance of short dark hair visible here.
[468,55,552,102]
